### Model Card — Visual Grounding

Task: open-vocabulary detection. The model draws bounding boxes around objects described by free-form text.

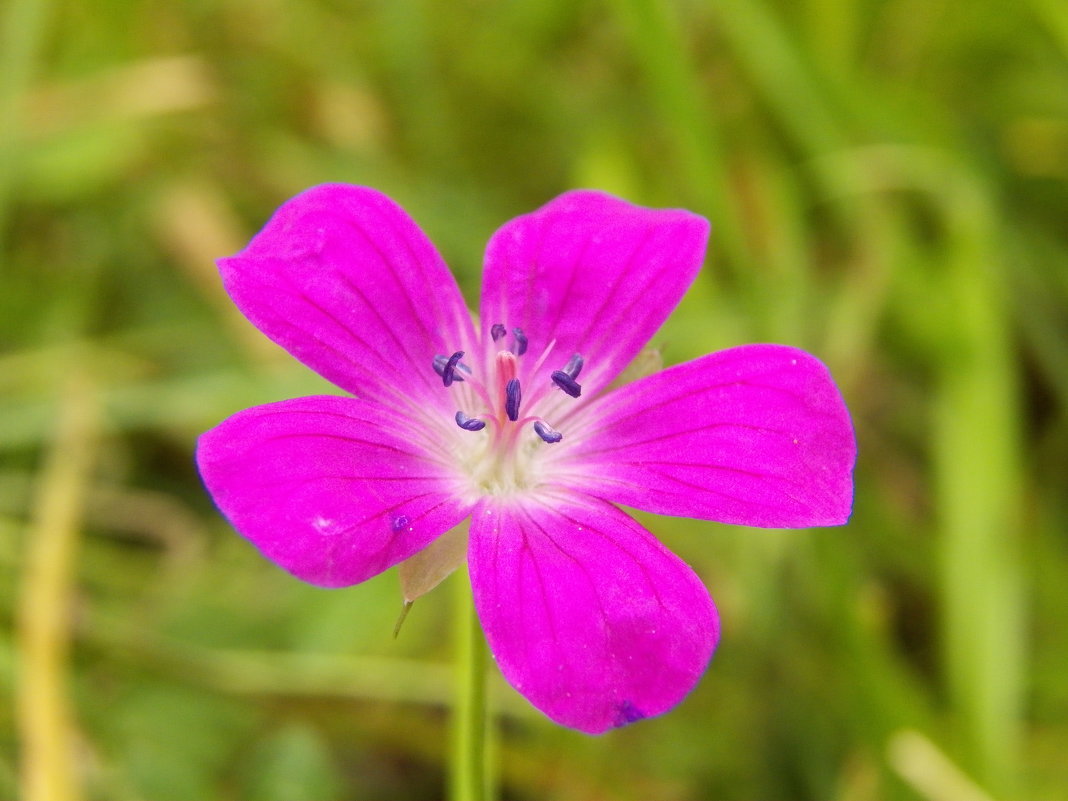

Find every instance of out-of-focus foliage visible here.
[4,0,1067,798]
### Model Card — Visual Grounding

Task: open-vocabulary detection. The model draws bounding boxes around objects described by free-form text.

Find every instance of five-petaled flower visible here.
[196,185,856,734]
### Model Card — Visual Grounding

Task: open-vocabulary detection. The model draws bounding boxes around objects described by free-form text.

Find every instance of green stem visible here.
[449,571,487,801]
[17,373,95,801]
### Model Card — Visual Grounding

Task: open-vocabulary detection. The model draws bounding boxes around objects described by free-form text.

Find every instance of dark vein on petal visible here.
[577,226,658,379]
[527,497,632,661]
[252,271,414,407]
[248,474,449,490]
[545,494,668,612]
[639,464,810,510]
[542,234,593,354]
[332,268,441,399]
[250,432,422,455]
[579,422,793,457]
[323,488,451,534]
[376,196,473,350]
[518,509,557,678]
[338,214,435,344]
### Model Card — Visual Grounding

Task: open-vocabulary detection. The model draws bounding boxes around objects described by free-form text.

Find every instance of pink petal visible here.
[563,344,856,527]
[468,490,718,734]
[196,395,473,587]
[219,184,476,409]
[479,191,709,397]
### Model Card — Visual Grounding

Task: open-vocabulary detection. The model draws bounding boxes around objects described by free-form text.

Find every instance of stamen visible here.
[433,354,467,383]
[505,378,522,421]
[551,370,582,398]
[491,323,507,342]
[512,327,528,356]
[455,411,486,431]
[562,353,584,379]
[533,421,563,443]
[441,351,465,387]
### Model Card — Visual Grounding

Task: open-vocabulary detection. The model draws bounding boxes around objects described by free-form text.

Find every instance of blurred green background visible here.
[3,0,1067,798]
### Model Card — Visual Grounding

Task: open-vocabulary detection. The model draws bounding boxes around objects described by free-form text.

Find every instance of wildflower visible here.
[197,185,856,733]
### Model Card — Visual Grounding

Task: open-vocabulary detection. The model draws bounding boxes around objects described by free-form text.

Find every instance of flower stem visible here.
[17,373,96,801]
[449,571,487,801]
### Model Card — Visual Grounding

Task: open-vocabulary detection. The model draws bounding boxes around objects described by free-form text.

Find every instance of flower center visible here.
[433,325,583,495]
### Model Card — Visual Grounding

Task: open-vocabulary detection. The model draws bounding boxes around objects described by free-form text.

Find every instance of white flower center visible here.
[432,325,584,499]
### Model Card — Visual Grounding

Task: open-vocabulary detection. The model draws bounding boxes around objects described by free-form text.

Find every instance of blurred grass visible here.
[3,0,1067,799]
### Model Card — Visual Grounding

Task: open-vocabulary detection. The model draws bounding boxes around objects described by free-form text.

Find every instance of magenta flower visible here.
[197,184,855,734]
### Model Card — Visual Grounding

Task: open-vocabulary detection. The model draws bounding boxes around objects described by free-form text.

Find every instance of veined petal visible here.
[468,490,718,734]
[479,191,709,396]
[219,184,476,409]
[563,345,856,527]
[196,396,473,587]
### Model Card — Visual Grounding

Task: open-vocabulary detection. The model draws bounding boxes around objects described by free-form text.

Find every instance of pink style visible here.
[196,185,856,734]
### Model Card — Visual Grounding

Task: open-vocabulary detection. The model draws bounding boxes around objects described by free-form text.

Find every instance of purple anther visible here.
[455,411,487,432]
[562,353,584,379]
[491,323,507,342]
[551,370,582,398]
[433,354,466,383]
[533,420,563,443]
[505,378,522,421]
[441,351,465,387]
[512,327,528,356]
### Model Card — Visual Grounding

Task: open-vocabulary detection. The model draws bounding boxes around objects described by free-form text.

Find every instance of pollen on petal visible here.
[614,700,646,727]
